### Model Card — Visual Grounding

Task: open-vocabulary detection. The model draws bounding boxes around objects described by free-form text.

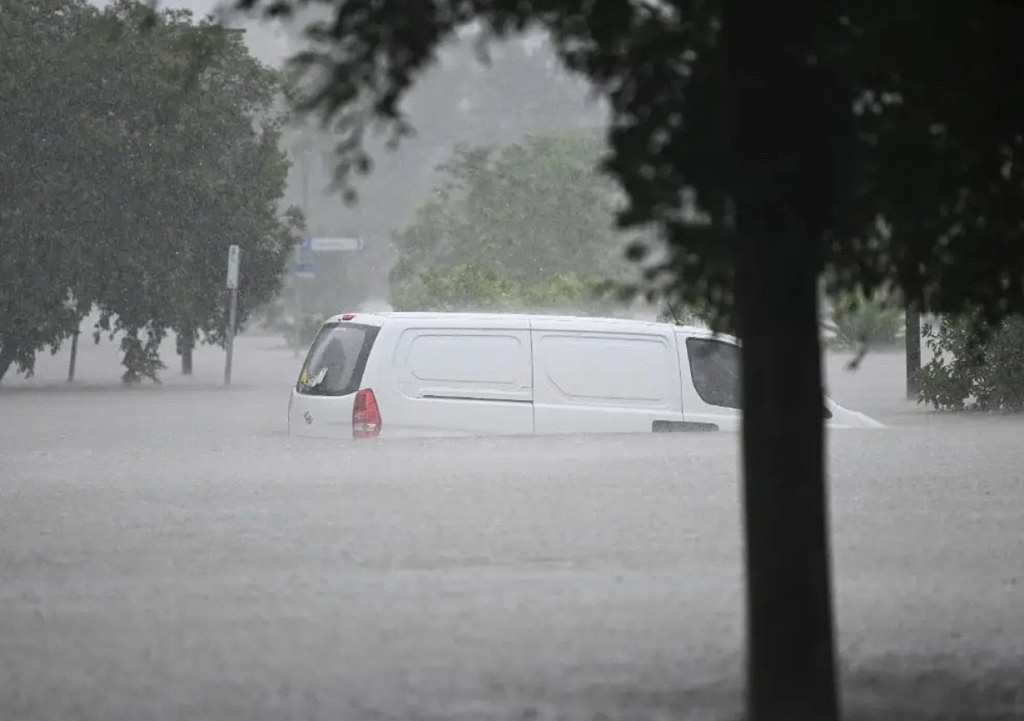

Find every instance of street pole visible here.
[224,245,241,387]
[225,289,238,386]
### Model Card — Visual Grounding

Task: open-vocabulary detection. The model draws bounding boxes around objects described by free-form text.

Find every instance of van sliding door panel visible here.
[387,328,534,437]
[531,330,684,435]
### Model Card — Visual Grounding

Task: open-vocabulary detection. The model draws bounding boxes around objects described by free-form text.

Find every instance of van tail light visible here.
[353,388,381,438]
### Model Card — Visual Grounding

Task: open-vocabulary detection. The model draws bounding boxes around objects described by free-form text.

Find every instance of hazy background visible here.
[101,0,610,308]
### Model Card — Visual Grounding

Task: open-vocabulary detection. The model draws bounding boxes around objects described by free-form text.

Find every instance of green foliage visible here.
[392,263,615,314]
[389,132,644,310]
[0,0,300,384]
[917,313,1024,412]
[118,327,167,386]
[393,264,516,312]
[825,289,905,350]
[522,274,617,312]
[392,131,631,281]
[0,0,100,382]
[88,2,301,381]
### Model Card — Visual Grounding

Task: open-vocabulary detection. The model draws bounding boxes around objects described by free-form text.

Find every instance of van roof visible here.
[323,311,722,338]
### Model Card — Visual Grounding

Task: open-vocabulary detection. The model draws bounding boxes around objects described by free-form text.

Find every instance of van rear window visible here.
[296,323,379,396]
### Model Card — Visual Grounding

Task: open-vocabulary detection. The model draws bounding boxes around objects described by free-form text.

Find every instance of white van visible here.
[287,312,883,439]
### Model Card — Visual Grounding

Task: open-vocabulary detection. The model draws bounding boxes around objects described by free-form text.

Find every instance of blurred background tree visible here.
[388,131,647,313]
[0,0,300,383]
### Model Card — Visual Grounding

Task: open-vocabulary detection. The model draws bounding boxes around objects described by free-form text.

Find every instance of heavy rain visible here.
[2,1,1023,720]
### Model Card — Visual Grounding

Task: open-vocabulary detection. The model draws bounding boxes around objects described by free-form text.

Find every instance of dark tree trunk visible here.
[905,306,922,399]
[725,0,841,719]
[67,331,79,383]
[178,333,194,375]
[737,241,838,721]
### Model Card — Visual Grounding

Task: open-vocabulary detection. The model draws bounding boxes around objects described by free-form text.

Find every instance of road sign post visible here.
[224,244,241,387]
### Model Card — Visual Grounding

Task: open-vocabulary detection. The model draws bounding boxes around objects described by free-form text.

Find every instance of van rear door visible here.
[289,322,380,437]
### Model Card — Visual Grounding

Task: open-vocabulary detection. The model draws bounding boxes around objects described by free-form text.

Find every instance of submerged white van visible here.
[287,312,883,439]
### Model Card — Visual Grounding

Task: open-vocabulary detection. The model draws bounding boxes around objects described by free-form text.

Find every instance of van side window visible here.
[686,337,741,409]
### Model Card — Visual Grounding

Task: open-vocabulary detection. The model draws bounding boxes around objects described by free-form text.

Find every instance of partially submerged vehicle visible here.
[287,312,884,439]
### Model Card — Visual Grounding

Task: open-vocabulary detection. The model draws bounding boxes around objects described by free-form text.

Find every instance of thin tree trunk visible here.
[67,330,79,383]
[0,350,12,384]
[725,0,841,719]
[905,306,921,399]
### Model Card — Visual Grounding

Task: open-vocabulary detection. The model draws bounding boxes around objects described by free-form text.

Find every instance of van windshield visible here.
[296,323,379,396]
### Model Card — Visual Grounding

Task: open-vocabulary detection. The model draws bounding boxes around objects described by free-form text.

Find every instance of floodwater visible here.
[1,332,1022,720]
